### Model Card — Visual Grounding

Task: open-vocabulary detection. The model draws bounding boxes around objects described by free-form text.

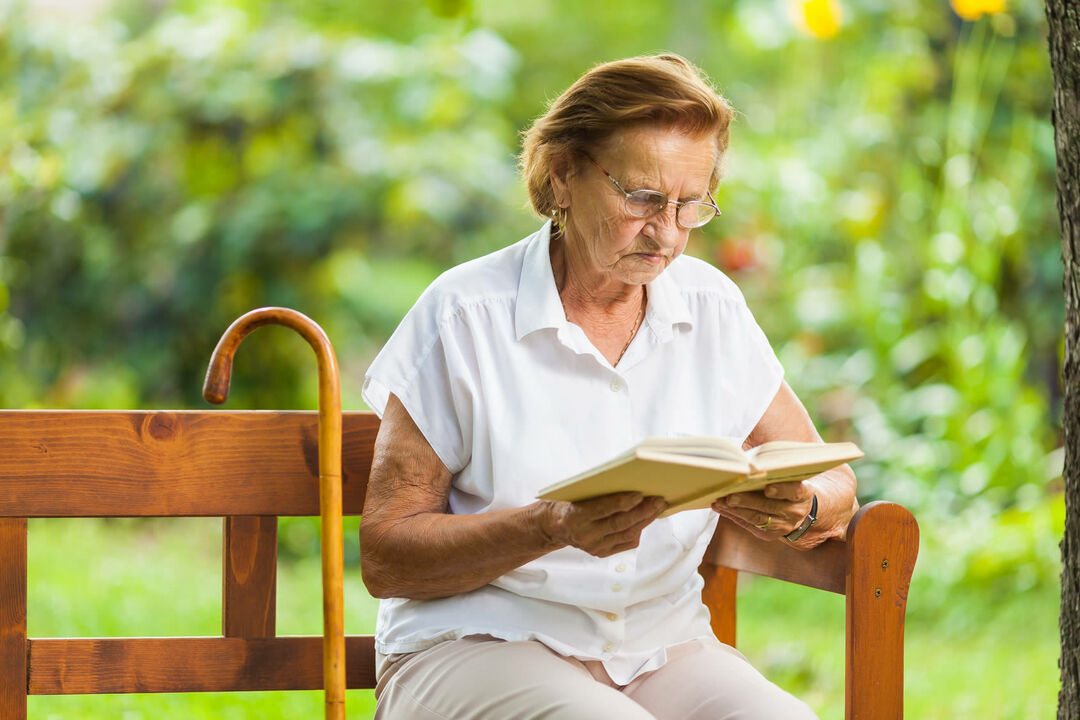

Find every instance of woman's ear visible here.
[548,152,575,209]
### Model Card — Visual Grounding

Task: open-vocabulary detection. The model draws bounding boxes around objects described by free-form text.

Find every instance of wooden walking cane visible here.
[203,307,346,720]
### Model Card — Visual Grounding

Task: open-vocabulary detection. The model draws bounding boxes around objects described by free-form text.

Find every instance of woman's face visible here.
[552,125,718,290]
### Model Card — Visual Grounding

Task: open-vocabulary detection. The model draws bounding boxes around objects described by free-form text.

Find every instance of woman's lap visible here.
[374,635,817,720]
[374,635,654,720]
[623,637,818,720]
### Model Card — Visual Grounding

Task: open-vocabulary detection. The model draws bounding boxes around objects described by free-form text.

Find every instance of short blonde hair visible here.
[519,54,735,221]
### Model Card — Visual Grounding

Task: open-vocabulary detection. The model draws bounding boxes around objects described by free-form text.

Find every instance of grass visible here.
[27,518,378,719]
[24,517,1060,718]
[736,574,1060,719]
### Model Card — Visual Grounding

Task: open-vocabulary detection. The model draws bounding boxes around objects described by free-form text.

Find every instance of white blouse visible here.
[362,222,784,685]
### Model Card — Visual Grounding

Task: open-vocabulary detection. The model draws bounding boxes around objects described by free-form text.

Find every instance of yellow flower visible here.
[950,0,1007,21]
[792,0,844,40]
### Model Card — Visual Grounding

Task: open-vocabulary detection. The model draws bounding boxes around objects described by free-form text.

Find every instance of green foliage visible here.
[1,0,1063,597]
[4,0,527,410]
[706,8,1060,519]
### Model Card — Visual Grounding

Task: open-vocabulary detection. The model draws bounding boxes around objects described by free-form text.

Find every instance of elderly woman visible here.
[360,54,856,719]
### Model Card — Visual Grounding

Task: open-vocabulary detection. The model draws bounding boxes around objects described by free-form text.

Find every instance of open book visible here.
[537,437,863,517]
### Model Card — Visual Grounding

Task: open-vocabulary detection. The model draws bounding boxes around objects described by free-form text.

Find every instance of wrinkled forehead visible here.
[593,124,719,193]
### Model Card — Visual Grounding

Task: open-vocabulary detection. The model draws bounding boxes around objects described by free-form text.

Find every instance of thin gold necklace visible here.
[616,286,647,364]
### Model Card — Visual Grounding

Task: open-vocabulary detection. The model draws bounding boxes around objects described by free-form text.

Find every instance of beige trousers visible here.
[374,635,818,719]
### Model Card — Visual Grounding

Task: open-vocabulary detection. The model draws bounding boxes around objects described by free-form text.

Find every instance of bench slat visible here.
[698,563,737,645]
[28,636,378,694]
[0,412,379,517]
[704,516,848,595]
[223,516,278,638]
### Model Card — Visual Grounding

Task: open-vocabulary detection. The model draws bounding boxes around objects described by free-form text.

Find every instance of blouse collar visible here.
[515,221,693,342]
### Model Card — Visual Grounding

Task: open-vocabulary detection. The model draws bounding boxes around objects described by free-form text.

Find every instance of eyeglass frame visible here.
[583,154,721,229]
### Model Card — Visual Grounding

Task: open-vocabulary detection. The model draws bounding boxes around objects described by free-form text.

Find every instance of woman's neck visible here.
[550,231,643,322]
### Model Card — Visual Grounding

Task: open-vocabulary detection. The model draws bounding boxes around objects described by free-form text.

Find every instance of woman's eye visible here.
[627,191,666,215]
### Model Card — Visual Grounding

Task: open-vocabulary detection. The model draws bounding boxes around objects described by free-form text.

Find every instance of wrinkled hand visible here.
[538,492,668,557]
[711,480,816,547]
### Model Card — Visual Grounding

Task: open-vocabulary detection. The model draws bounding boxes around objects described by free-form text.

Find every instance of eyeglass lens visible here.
[624,190,717,229]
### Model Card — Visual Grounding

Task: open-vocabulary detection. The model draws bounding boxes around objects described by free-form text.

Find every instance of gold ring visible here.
[756,515,772,531]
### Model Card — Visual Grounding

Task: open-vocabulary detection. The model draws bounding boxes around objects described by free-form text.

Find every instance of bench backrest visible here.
[0,411,379,715]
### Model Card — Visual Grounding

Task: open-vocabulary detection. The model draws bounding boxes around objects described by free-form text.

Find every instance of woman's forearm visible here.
[359,393,665,600]
[360,502,563,600]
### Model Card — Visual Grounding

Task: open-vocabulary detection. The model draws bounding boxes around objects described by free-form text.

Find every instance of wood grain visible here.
[223,516,277,638]
[0,411,379,517]
[844,501,919,719]
[705,515,848,594]
[0,518,27,720]
[28,636,377,694]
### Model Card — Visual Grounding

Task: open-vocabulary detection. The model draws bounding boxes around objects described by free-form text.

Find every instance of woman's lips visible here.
[636,252,664,264]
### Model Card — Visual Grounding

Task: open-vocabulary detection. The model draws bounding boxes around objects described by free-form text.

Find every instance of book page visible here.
[745,441,863,475]
[637,436,746,463]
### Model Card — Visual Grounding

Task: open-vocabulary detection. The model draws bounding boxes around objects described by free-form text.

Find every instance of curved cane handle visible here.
[204,307,345,720]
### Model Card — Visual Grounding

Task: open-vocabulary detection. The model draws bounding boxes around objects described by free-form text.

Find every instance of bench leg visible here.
[700,562,738,647]
[1,518,27,720]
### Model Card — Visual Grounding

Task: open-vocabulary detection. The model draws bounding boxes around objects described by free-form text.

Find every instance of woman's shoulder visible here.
[411,231,535,326]
[667,253,747,305]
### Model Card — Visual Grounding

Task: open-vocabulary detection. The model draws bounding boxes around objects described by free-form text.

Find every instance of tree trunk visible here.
[1047,2,1080,718]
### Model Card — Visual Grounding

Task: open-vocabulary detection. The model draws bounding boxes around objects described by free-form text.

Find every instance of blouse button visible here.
[611,583,623,592]
[609,379,622,392]
[615,562,627,573]
[603,642,615,653]
[605,612,618,621]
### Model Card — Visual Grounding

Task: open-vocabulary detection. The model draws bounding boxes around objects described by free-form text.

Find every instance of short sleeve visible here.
[728,296,785,439]
[362,287,474,475]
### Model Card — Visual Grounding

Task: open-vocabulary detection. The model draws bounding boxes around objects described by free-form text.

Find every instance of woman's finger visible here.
[599,496,667,533]
[762,480,813,502]
[723,491,811,521]
[562,496,664,552]
[576,491,647,519]
[712,505,775,540]
[589,500,665,546]
[581,519,651,557]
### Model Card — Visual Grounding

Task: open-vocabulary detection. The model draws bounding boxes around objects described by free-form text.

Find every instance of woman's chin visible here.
[616,265,666,286]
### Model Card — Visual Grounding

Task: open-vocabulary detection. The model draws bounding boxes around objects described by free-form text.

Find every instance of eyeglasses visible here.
[585,155,721,229]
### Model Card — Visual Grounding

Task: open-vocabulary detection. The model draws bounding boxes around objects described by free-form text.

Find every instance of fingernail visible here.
[765,486,777,498]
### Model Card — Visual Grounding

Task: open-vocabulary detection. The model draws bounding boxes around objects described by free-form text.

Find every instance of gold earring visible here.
[553,206,568,234]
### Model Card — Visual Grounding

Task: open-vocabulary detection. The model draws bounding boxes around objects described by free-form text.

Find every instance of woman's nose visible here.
[643,205,682,244]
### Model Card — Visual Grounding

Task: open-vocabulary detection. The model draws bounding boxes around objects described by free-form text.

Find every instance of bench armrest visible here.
[700,500,919,720]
